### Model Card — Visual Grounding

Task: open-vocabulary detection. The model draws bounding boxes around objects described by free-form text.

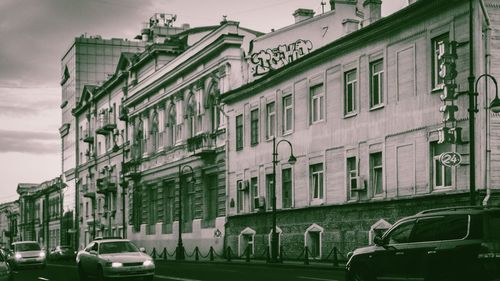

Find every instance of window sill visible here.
[432,186,453,192]
[282,130,293,137]
[369,104,384,111]
[343,112,357,119]
[310,199,324,206]
[310,119,325,125]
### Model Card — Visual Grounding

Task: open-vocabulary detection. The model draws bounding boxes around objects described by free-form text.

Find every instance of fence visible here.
[147,245,349,267]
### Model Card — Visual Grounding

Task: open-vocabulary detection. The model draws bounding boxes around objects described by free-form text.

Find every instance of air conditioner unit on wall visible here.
[352,176,367,192]
[257,196,266,209]
[238,180,249,191]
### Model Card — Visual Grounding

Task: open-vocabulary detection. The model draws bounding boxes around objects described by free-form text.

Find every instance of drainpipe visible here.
[480,0,492,206]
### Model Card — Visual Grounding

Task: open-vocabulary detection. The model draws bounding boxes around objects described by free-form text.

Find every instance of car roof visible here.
[396,206,500,222]
[93,239,131,243]
[12,241,39,245]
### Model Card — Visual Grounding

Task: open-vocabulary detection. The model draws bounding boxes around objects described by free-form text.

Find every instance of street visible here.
[11,261,345,281]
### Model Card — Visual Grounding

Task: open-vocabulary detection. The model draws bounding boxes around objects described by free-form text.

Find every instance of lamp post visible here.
[271,137,296,263]
[176,164,195,261]
[113,131,128,239]
[472,74,500,205]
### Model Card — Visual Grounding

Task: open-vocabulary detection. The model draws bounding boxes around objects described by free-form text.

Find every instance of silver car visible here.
[9,241,46,269]
[76,238,155,281]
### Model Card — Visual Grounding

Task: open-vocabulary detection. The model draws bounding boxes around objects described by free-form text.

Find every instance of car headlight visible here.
[39,252,46,258]
[15,253,22,260]
[143,260,154,267]
[111,262,123,268]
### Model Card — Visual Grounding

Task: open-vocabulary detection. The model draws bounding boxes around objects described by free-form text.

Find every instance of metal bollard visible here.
[333,247,338,267]
[209,246,214,261]
[245,245,250,262]
[163,247,167,260]
[304,246,309,265]
[226,246,232,262]
[195,247,199,261]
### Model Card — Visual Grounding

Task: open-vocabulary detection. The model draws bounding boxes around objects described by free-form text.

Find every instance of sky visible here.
[0,0,407,204]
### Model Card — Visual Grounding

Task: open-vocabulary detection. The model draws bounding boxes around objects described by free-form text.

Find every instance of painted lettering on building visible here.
[250,39,313,76]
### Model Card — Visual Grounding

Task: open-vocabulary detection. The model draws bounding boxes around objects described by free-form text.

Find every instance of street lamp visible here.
[271,137,296,263]
[176,164,195,260]
[113,131,128,239]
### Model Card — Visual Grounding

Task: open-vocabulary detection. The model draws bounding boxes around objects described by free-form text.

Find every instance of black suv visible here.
[346,206,500,281]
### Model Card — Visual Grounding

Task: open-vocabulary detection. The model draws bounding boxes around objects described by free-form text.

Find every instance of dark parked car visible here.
[346,206,500,281]
[49,245,76,260]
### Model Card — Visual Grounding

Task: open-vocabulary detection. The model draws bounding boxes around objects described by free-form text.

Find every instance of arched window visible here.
[187,94,197,138]
[136,119,144,155]
[304,223,324,259]
[167,105,176,146]
[238,227,256,257]
[207,83,220,132]
[150,111,159,151]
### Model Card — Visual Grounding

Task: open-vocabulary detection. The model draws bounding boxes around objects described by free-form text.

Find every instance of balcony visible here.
[96,111,116,135]
[82,183,96,199]
[187,132,216,157]
[82,128,94,143]
[96,176,118,194]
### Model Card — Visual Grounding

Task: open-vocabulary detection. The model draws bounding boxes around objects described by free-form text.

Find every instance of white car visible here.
[8,241,46,269]
[76,238,155,281]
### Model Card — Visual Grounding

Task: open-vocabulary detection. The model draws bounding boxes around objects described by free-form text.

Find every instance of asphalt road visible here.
[11,261,346,281]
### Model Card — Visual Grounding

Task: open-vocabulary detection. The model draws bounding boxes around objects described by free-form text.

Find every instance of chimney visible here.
[408,0,417,4]
[363,0,382,26]
[342,18,360,34]
[329,0,357,11]
[293,9,315,23]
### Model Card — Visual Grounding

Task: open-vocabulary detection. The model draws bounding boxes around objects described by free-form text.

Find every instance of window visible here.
[310,164,324,201]
[432,33,449,89]
[283,95,293,133]
[266,102,275,139]
[282,168,292,208]
[167,105,176,146]
[370,60,384,107]
[431,141,452,189]
[236,114,243,151]
[250,109,259,145]
[251,177,259,211]
[370,152,383,195]
[347,157,358,198]
[310,84,324,123]
[85,202,89,218]
[266,174,274,210]
[187,95,197,138]
[237,180,244,213]
[344,69,357,115]
[411,215,468,242]
[386,220,415,244]
[204,175,218,221]
[147,188,157,230]
[163,182,175,223]
[305,224,323,259]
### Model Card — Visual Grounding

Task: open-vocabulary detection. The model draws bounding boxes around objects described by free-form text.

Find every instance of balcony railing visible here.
[96,111,116,135]
[187,132,215,157]
[82,183,96,199]
[96,176,118,194]
[82,128,94,143]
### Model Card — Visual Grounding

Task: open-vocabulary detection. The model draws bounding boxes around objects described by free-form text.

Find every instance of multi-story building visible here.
[118,19,261,253]
[60,31,147,249]
[223,0,500,259]
[0,201,19,247]
[17,178,65,250]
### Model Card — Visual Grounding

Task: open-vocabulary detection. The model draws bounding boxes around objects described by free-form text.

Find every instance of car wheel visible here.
[347,266,372,281]
[78,264,87,281]
[96,266,107,281]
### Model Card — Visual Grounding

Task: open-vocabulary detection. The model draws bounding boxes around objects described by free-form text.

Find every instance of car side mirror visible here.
[374,235,386,246]
[89,250,98,255]
[139,247,146,253]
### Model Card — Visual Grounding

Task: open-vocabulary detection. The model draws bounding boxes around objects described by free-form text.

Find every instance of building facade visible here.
[0,201,19,248]
[16,177,65,250]
[222,0,500,260]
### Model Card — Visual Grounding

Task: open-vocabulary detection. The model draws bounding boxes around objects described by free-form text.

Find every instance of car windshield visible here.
[15,243,41,252]
[0,252,4,262]
[99,241,140,254]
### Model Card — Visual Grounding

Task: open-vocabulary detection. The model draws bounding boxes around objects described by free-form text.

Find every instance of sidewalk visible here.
[151,255,346,271]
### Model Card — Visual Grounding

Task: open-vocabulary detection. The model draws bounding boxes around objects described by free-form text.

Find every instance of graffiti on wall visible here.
[250,39,313,76]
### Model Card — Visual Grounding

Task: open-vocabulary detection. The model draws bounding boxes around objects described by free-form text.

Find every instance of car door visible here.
[370,219,416,280]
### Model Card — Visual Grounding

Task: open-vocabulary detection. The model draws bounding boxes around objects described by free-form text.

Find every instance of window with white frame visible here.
[310,84,324,123]
[266,174,273,210]
[237,180,244,213]
[431,141,452,189]
[175,100,183,143]
[344,69,357,115]
[238,228,256,256]
[167,105,176,146]
[266,102,275,139]
[187,95,197,138]
[370,152,383,196]
[370,60,384,108]
[432,33,449,90]
[283,95,293,133]
[251,177,259,211]
[347,157,358,198]
[305,224,323,259]
[310,163,324,202]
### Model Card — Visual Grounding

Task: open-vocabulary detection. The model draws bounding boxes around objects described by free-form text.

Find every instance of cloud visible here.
[0,129,59,154]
